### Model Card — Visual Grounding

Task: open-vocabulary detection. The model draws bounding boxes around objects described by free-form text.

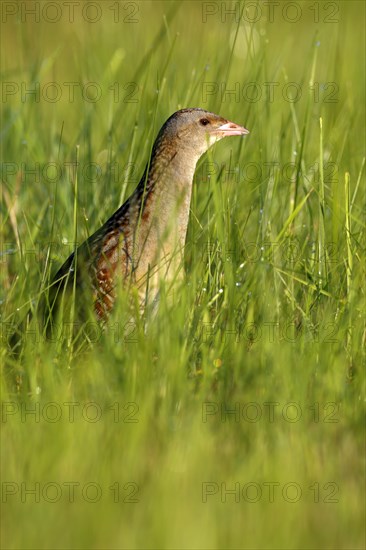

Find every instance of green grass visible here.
[1,1,365,549]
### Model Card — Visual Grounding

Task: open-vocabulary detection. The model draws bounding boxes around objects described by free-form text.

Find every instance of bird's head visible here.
[153,108,249,161]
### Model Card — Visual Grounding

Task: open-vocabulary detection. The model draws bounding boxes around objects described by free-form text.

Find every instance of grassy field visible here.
[1,1,365,548]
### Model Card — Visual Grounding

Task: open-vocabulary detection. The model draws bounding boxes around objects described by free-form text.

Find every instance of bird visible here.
[11,108,249,347]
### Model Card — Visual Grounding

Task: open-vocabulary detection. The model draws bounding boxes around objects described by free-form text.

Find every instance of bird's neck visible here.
[130,141,200,277]
[135,143,199,245]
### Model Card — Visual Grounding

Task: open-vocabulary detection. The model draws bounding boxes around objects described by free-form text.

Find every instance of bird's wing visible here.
[89,227,131,320]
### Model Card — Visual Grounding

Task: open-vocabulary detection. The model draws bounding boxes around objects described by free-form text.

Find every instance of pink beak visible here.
[214,121,249,137]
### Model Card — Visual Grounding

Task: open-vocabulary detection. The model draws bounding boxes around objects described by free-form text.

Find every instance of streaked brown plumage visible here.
[15,108,249,343]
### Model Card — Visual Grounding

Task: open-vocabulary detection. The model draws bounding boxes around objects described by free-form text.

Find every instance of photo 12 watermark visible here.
[2,317,141,346]
[1,81,140,104]
[1,160,140,185]
[1,2,140,24]
[201,480,339,503]
[198,320,340,345]
[1,400,140,424]
[201,401,340,423]
[201,81,339,104]
[201,2,340,24]
[2,480,140,503]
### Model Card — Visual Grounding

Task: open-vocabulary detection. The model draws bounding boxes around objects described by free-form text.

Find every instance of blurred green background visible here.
[1,1,365,549]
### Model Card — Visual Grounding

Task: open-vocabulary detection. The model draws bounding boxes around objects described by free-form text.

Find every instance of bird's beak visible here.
[213,121,249,137]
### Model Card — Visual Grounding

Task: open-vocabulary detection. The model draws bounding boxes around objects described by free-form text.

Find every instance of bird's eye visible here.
[199,118,210,126]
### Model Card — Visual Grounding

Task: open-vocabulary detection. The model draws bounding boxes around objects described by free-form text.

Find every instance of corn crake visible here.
[10,108,249,350]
